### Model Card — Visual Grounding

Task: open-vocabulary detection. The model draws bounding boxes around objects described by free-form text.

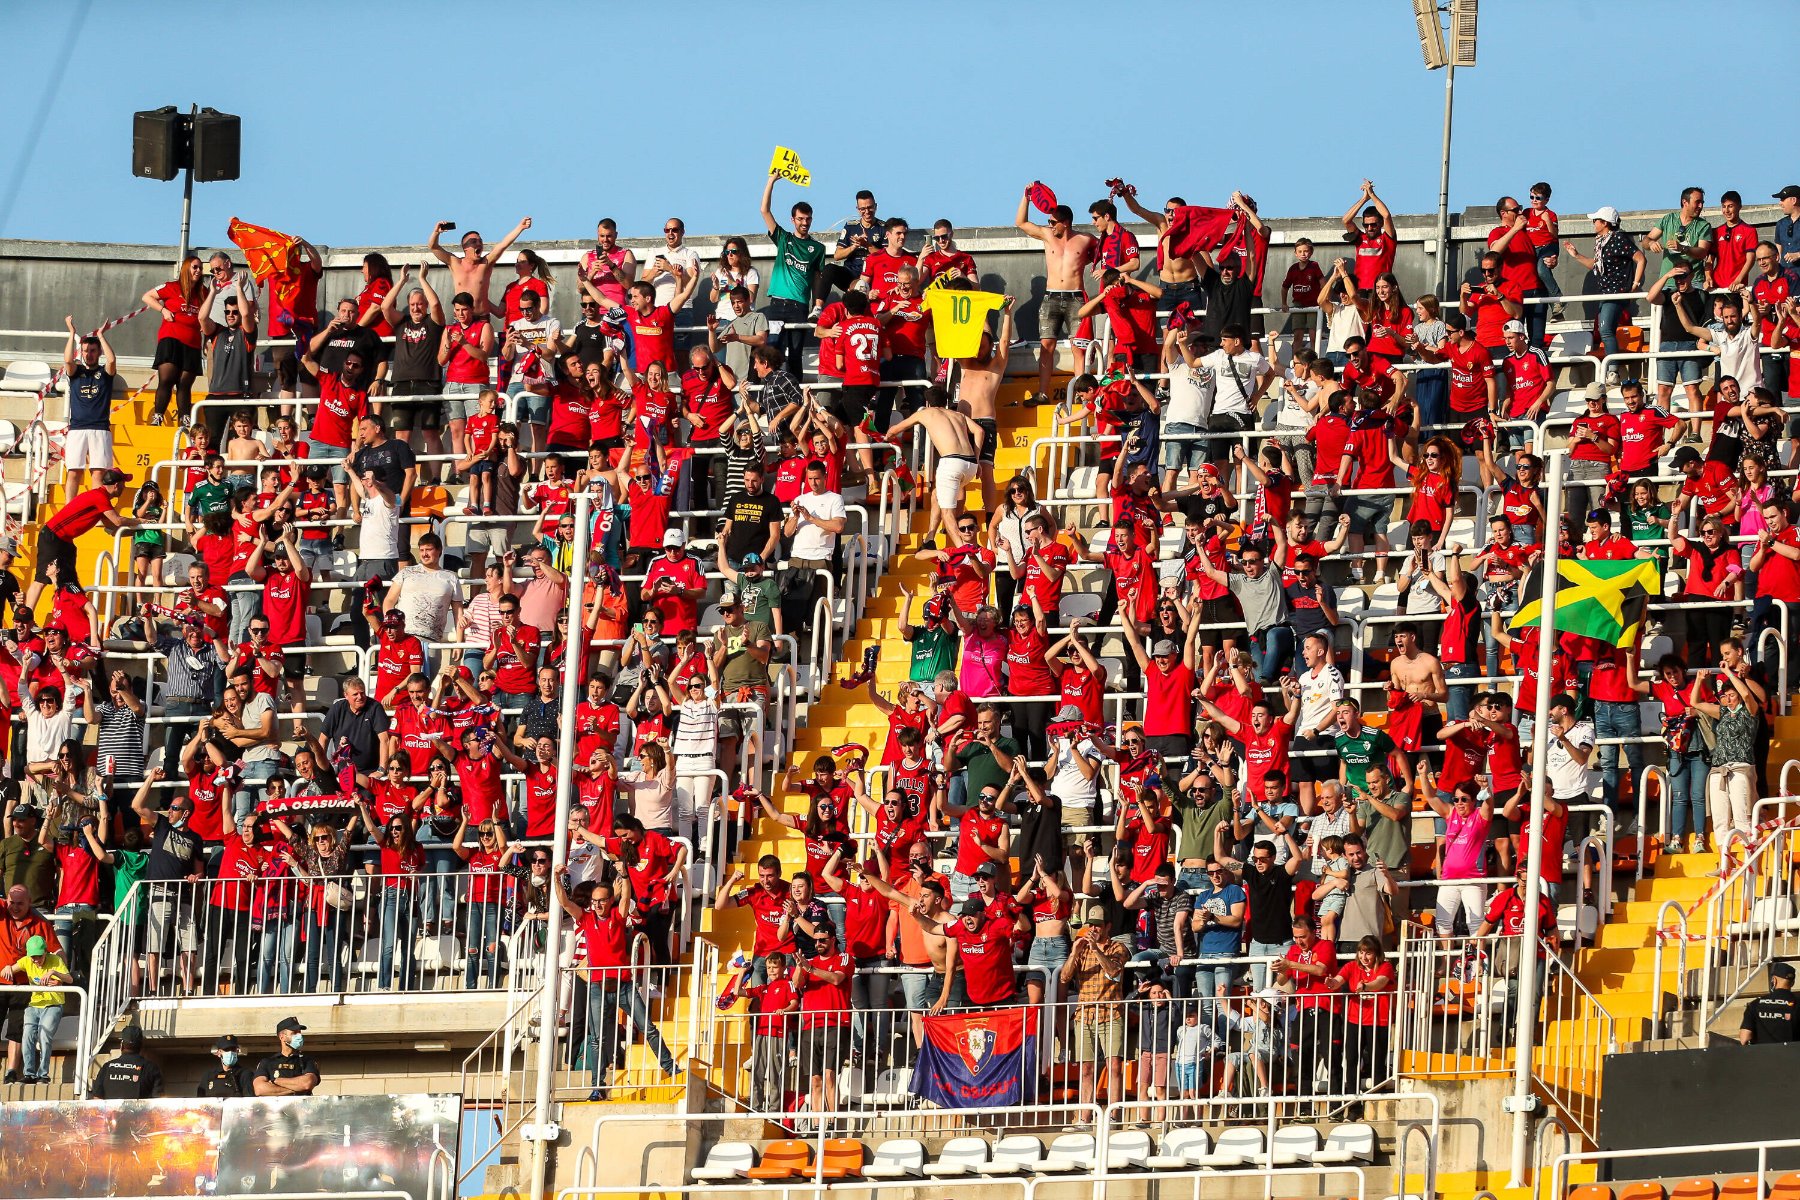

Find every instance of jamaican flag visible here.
[1509,557,1662,647]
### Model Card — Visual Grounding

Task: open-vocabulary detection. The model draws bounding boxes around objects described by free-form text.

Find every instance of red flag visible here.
[1165,205,1268,291]
[1027,181,1058,216]
[228,217,308,329]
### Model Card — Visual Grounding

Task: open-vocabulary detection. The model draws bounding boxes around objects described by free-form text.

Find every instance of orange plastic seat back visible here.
[1619,1182,1667,1200]
[745,1139,811,1179]
[1670,1179,1719,1200]
[1767,1172,1800,1200]
[1719,1176,1764,1200]
[1569,1185,1615,1200]
[821,1139,864,1178]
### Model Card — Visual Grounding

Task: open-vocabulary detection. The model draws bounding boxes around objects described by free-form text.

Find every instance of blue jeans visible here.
[1522,288,1549,349]
[1413,369,1449,431]
[228,571,258,646]
[1444,661,1477,722]
[1249,626,1294,684]
[1596,300,1630,361]
[1161,422,1205,474]
[765,298,810,382]
[465,901,505,989]
[1657,339,1702,386]
[588,981,677,1083]
[1178,954,1242,1001]
[1247,938,1292,993]
[21,1004,61,1078]
[417,837,461,925]
[1592,699,1642,811]
[379,888,418,990]
[303,908,349,993]
[236,760,279,825]
[1668,751,1709,841]
[258,915,298,994]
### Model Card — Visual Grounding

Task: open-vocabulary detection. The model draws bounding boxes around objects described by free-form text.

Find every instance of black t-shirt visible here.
[390,315,444,384]
[1199,268,1255,339]
[1179,493,1233,529]
[66,364,116,431]
[350,438,418,496]
[322,698,391,772]
[316,321,382,375]
[93,1052,164,1099]
[253,1049,321,1089]
[1741,991,1799,1043]
[1656,286,1709,348]
[569,320,610,369]
[1243,864,1295,945]
[144,813,204,882]
[1284,580,1337,642]
[722,490,783,562]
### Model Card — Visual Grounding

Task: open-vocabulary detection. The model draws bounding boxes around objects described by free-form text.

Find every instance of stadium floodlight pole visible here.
[528,491,591,1200]
[1507,447,1562,1188]
[1435,65,1454,297]
[177,103,197,262]
[1416,0,1477,298]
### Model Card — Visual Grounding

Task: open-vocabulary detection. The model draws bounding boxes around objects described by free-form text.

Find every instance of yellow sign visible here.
[769,146,811,188]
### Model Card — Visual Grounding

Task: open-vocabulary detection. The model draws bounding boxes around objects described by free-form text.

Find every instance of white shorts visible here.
[64,429,114,471]
[933,454,978,510]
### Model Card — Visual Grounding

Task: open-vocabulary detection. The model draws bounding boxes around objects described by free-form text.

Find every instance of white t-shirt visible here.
[1199,349,1268,418]
[1545,719,1597,800]
[1712,324,1759,394]
[391,565,462,643]
[712,267,762,320]
[241,692,281,763]
[645,245,702,310]
[509,316,564,365]
[1297,663,1345,733]
[359,490,400,561]
[1164,360,1215,426]
[789,488,847,560]
[1049,736,1101,812]
[1273,373,1317,432]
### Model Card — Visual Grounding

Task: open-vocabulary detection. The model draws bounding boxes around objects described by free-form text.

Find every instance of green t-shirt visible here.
[906,625,959,682]
[736,576,781,629]
[954,737,1022,801]
[1629,503,1672,567]
[189,480,232,519]
[1334,727,1396,791]
[1356,792,1412,871]
[113,849,147,921]
[1173,790,1234,863]
[1653,212,1715,285]
[719,620,775,691]
[768,227,825,304]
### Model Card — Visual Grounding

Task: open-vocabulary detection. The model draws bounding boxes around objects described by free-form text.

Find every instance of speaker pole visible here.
[177,103,196,262]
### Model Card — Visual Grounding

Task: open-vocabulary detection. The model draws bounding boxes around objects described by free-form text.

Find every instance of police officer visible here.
[252,1016,321,1096]
[1739,961,1799,1044]
[91,1024,164,1098]
[196,1034,255,1097]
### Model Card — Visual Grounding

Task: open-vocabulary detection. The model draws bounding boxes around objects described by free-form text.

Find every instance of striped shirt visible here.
[156,636,222,701]
[670,699,719,760]
[93,701,147,779]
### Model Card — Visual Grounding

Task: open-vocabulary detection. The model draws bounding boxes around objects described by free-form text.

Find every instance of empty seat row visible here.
[1573,1175,1800,1200]
[689,1122,1377,1183]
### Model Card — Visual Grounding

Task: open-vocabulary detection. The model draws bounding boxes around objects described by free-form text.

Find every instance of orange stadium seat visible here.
[819,1139,865,1180]
[1768,1173,1800,1200]
[745,1139,811,1181]
[1569,1186,1615,1200]
[1618,1182,1667,1200]
[1670,1179,1719,1200]
[1719,1176,1765,1200]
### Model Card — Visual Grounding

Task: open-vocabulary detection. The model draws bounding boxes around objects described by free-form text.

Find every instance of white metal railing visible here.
[458,981,544,1189]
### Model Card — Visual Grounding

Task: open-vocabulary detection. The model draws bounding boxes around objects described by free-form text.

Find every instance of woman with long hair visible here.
[1406,294,1450,430]
[1003,595,1055,761]
[1637,655,1707,853]
[987,475,1043,617]
[1357,273,1413,370]
[358,252,396,335]
[1333,935,1396,1095]
[709,236,761,320]
[503,249,554,326]
[357,796,425,990]
[1398,435,1462,543]
[143,254,212,426]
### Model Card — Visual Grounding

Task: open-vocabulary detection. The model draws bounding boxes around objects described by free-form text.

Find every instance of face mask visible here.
[220,1051,239,1067]
[530,871,548,887]
[288,1034,304,1051]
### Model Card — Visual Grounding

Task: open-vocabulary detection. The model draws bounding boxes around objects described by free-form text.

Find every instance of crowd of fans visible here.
[11,174,1800,1103]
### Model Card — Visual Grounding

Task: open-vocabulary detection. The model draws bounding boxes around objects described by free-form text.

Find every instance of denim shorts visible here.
[512,388,552,426]
[1345,493,1392,537]
[900,968,932,1011]
[297,435,349,485]
[1027,934,1071,983]
[1657,340,1702,385]
[444,380,485,421]
[1161,421,1205,472]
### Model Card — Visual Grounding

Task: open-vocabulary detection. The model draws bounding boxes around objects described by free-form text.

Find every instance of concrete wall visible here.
[4,201,1781,364]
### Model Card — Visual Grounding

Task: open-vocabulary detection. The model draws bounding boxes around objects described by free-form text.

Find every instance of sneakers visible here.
[1604,368,1619,387]
[1154,384,1170,403]
[1549,303,1566,322]
[840,645,880,689]
[3,1069,19,1084]
[147,413,165,427]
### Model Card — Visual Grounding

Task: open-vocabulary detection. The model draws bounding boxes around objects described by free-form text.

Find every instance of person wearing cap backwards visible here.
[26,468,138,611]
[197,1033,256,1097]
[1740,962,1800,1045]
[91,1023,163,1098]
[928,894,1020,1015]
[254,1016,321,1096]
[369,608,427,710]
[3,932,69,1082]
[644,528,706,636]
[1060,902,1129,1108]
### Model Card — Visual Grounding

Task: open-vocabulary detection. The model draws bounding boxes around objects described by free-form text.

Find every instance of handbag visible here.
[321,882,352,911]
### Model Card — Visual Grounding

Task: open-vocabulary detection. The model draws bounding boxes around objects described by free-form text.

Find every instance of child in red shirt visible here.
[460,388,501,514]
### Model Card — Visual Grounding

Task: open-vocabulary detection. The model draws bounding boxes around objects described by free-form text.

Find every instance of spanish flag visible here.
[1509,557,1663,648]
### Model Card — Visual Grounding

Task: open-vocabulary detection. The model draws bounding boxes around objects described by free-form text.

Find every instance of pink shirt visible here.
[1441,807,1491,881]
[958,630,1008,699]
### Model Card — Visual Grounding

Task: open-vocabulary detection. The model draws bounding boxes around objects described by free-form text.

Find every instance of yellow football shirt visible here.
[920,289,1006,359]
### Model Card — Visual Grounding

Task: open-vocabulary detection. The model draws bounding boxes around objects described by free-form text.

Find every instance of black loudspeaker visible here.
[191,109,240,182]
[132,107,184,181]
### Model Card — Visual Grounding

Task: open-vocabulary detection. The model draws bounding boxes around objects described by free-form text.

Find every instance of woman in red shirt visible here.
[356,799,426,989]
[1400,437,1461,538]
[1332,934,1396,1093]
[1004,599,1056,760]
[143,254,212,425]
[1357,274,1413,368]
[502,251,554,326]
[454,814,521,989]
[1637,654,1708,853]
[356,253,395,341]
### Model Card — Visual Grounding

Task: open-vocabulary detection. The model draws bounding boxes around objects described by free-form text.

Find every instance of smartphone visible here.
[441,221,457,232]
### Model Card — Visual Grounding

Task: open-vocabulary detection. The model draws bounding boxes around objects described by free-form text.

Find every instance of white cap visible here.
[1587,205,1621,226]
[662,528,686,548]
[1501,319,1528,337]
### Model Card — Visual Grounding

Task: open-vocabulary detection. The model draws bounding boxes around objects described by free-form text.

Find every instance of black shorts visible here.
[831,385,875,429]
[152,337,202,375]
[798,1025,846,1079]
[389,401,444,433]
[34,529,78,584]
[975,417,998,466]
[0,991,26,1041]
[1290,733,1338,785]
[1196,594,1241,649]
[271,343,318,391]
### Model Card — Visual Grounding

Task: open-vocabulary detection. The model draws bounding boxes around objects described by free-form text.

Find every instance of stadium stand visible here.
[2,176,1800,1200]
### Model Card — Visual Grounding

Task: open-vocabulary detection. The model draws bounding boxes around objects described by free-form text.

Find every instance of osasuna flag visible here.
[1027,181,1059,216]
[910,1006,1038,1108]
[1164,205,1268,290]
[1509,557,1663,647]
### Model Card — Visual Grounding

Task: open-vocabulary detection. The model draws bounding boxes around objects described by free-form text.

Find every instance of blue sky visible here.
[1,0,1789,249]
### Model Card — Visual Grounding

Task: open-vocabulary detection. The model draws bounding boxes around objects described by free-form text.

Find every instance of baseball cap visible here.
[24,935,45,957]
[11,805,38,823]
[120,1023,144,1048]
[1586,205,1622,225]
[717,590,738,608]
[1502,319,1528,337]
[662,528,686,548]
[1082,902,1109,924]
[974,862,999,878]
[381,610,405,625]
[276,1016,307,1035]
[0,537,17,554]
[958,897,987,917]
[1582,382,1607,403]
[1151,638,1178,657]
[213,1034,241,1051]
[1054,703,1085,723]
[1772,961,1796,982]
[1669,445,1703,470]
[1774,187,1800,202]
[99,469,131,486]
[741,552,763,566]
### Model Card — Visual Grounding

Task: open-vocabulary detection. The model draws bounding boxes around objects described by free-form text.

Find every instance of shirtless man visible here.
[1120,183,1201,314]
[888,385,985,545]
[1386,621,1448,782]
[427,217,532,317]
[864,852,952,1041]
[1015,186,1097,406]
[954,297,1014,514]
